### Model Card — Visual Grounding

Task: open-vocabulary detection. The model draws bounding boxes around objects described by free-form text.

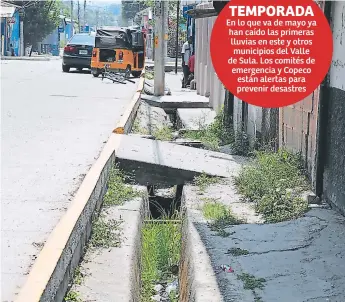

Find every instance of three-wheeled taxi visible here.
[91,26,145,78]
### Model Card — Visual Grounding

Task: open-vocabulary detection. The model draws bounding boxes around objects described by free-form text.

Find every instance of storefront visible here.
[0,4,20,56]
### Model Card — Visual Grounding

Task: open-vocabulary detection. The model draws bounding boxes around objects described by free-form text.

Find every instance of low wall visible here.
[179,188,223,302]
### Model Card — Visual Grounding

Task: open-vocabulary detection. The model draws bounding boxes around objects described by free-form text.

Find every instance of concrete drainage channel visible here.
[16,72,230,302]
[62,177,186,302]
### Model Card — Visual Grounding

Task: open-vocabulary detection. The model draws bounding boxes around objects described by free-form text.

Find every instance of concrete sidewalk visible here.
[183,178,345,302]
[115,134,247,186]
[146,58,183,72]
[1,55,60,61]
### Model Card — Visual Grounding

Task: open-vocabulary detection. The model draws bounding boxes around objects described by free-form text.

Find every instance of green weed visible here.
[89,215,122,249]
[141,211,181,302]
[153,125,174,141]
[182,107,233,151]
[103,167,139,206]
[132,118,150,135]
[237,273,266,291]
[64,291,82,302]
[234,149,309,223]
[226,247,249,256]
[194,172,220,193]
[202,199,242,237]
[73,266,84,285]
[145,70,154,80]
[231,129,252,156]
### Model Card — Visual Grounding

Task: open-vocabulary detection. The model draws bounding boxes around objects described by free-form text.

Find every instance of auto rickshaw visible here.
[91,26,145,78]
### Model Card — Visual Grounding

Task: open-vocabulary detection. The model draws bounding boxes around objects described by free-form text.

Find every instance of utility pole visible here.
[77,0,80,33]
[70,1,74,37]
[175,0,180,74]
[96,9,99,28]
[19,8,24,56]
[154,0,166,96]
[83,0,86,27]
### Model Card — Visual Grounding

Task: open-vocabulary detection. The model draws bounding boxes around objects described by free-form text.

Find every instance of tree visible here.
[121,0,147,25]
[11,1,61,50]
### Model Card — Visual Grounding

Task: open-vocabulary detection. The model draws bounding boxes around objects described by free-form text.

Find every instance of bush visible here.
[183,107,234,151]
[235,149,310,223]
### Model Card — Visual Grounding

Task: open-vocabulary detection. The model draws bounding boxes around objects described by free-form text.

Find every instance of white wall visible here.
[247,105,262,138]
[330,1,345,91]
[194,2,225,113]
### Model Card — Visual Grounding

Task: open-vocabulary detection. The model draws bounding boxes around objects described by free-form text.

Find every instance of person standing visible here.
[181,36,193,88]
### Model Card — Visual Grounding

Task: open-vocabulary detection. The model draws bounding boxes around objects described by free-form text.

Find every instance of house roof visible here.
[0,6,16,18]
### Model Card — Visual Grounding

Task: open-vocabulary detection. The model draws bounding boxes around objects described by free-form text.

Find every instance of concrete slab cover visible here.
[177,108,216,130]
[115,135,244,186]
[142,94,210,109]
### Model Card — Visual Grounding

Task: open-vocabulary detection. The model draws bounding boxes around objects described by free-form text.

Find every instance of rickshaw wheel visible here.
[131,71,141,78]
[93,73,100,78]
[125,65,131,79]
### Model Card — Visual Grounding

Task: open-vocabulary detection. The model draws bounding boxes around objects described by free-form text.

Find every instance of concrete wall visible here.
[279,89,320,187]
[322,1,345,213]
[194,2,225,114]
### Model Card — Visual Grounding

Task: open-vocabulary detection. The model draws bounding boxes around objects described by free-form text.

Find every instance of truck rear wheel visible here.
[131,71,141,78]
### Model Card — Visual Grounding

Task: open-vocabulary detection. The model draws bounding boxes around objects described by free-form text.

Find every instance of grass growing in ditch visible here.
[103,167,140,206]
[132,118,150,135]
[235,149,310,223]
[89,214,122,248]
[153,125,174,141]
[182,108,233,151]
[141,213,181,302]
[64,291,82,302]
[202,198,242,237]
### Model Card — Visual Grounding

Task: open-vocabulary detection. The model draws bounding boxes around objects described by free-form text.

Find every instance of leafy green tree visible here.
[11,1,61,49]
[121,0,147,25]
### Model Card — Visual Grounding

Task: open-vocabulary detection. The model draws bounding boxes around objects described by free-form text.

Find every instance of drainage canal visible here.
[140,184,184,302]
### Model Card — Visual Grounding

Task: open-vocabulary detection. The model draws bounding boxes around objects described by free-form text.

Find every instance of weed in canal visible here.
[145,70,154,80]
[103,167,140,206]
[183,129,220,151]
[202,198,243,237]
[194,173,220,193]
[234,149,310,223]
[182,107,234,151]
[64,291,82,302]
[153,125,174,141]
[132,118,150,135]
[226,247,249,256]
[89,214,122,249]
[141,213,181,302]
[73,266,84,285]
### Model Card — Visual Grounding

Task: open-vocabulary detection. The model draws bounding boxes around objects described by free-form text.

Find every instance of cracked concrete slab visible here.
[183,178,345,302]
[177,108,217,130]
[115,135,246,186]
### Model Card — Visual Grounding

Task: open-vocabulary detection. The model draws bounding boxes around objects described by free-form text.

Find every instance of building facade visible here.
[190,0,345,213]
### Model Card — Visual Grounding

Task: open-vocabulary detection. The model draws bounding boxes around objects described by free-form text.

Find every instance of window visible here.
[69,34,95,45]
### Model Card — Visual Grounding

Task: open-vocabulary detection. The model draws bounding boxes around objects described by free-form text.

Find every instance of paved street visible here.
[1,59,138,301]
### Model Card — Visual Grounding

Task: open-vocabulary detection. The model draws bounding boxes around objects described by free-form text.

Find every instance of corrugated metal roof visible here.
[181,0,210,6]
[0,6,15,18]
